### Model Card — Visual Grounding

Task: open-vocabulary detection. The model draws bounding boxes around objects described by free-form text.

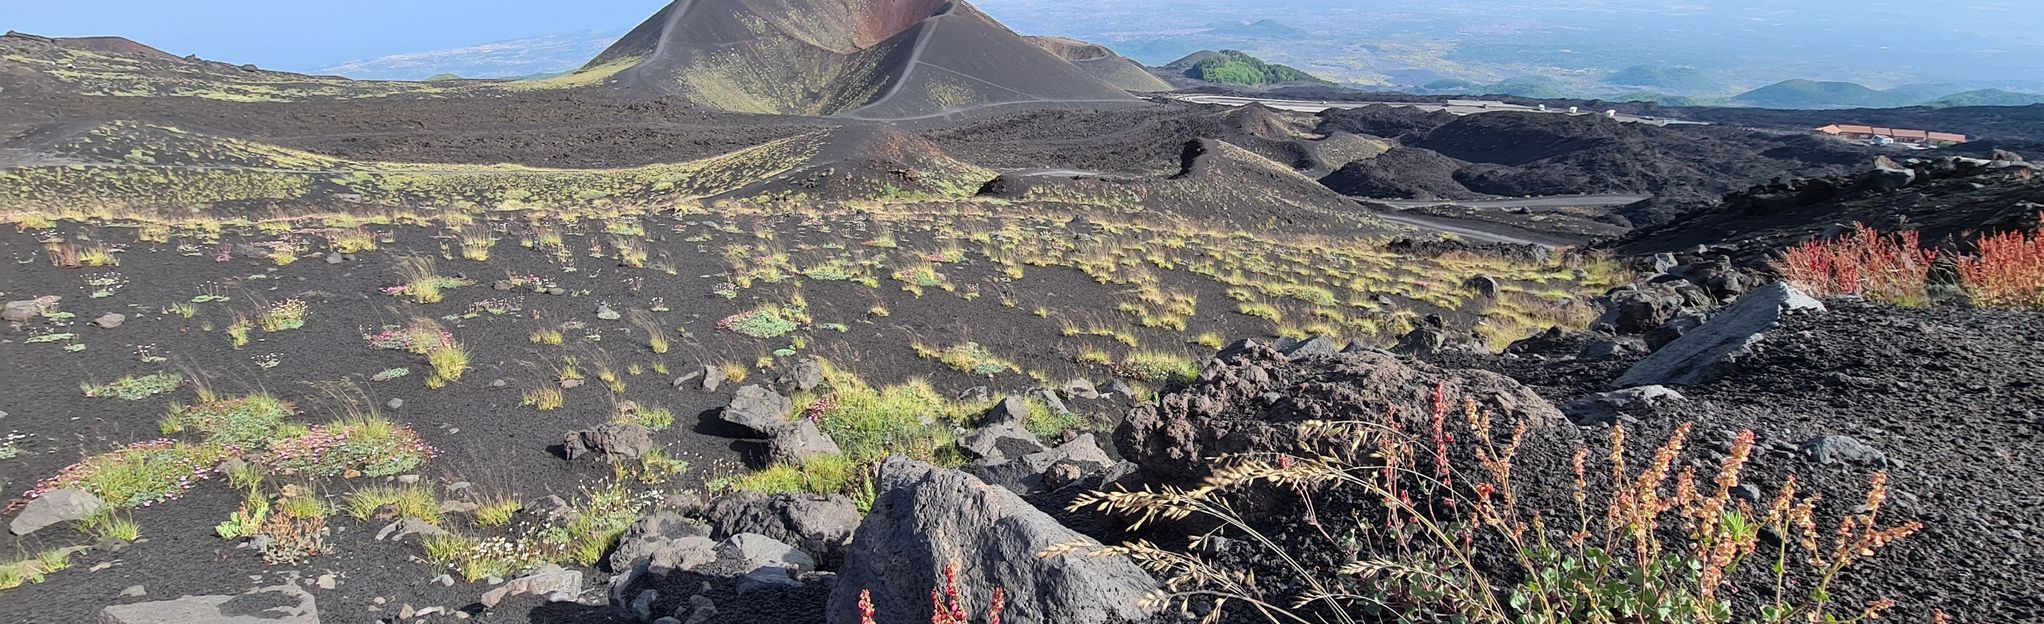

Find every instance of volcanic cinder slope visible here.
[1026,36,1173,93]
[581,0,1140,119]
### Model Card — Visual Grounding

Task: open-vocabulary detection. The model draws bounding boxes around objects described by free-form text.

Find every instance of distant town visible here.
[1816,123,1967,147]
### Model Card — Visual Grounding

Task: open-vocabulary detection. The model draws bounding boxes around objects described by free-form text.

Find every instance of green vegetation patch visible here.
[164,394,295,449]
[736,362,992,505]
[423,482,647,580]
[1115,350,1200,385]
[922,341,1019,376]
[266,418,437,478]
[718,306,802,339]
[80,373,183,401]
[1188,50,1332,86]
[22,440,230,508]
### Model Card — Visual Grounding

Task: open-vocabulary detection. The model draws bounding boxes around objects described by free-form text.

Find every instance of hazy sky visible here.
[0,0,666,70]
[4,0,2041,86]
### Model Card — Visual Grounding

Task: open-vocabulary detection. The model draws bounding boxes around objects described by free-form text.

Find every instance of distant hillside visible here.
[1733,80,1904,108]
[1605,65,1719,93]
[1922,89,2044,108]
[1169,49,1332,87]
[1026,36,1173,93]
[1424,75,1572,99]
[5,33,182,62]
[1609,91,1732,107]
[1202,19,1308,39]
[317,31,619,81]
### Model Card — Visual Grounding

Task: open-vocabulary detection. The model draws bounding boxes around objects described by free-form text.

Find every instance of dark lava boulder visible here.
[827,457,1156,624]
[563,422,653,461]
[1612,283,1825,389]
[702,491,861,568]
[1117,342,1565,484]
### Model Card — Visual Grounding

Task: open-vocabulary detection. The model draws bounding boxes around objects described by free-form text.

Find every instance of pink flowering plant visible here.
[364,325,454,352]
[267,419,438,478]
[11,440,231,510]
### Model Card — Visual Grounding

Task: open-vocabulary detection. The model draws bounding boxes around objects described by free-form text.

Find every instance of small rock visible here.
[680,596,717,624]
[1562,386,1685,426]
[10,489,103,536]
[1802,436,1895,468]
[563,422,653,461]
[1279,336,1341,359]
[324,252,345,265]
[1576,335,1648,361]
[1733,483,1763,504]
[958,423,1046,464]
[1462,274,1501,299]
[396,474,420,484]
[1102,380,1138,400]
[1032,388,1068,415]
[981,395,1030,427]
[376,519,448,542]
[434,574,455,587]
[315,574,337,590]
[1061,379,1099,400]
[1,296,60,323]
[672,370,703,389]
[720,386,791,436]
[768,420,842,464]
[630,590,660,621]
[735,567,803,594]
[479,564,583,608]
[700,365,724,393]
[119,585,146,598]
[721,533,815,572]
[789,358,825,392]
[386,398,403,410]
[94,313,126,329]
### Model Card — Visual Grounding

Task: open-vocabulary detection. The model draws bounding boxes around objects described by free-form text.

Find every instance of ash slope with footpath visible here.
[583,0,1139,118]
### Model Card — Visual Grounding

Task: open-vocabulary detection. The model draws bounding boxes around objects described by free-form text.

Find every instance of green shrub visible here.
[346,484,440,522]
[931,342,1018,376]
[1023,398,1093,439]
[164,394,294,449]
[80,373,182,400]
[718,307,800,338]
[735,454,864,496]
[1116,350,1199,385]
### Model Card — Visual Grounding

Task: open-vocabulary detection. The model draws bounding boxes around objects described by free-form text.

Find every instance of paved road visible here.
[1004,168,1111,177]
[1368,194,1650,210]
[1168,94,1708,127]
[1365,207,1576,248]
